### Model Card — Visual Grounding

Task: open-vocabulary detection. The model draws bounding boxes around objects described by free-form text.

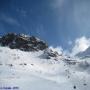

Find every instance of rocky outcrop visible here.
[39,48,60,59]
[0,33,48,51]
[44,49,59,58]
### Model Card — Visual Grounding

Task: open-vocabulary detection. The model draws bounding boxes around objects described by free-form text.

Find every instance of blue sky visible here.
[0,0,90,51]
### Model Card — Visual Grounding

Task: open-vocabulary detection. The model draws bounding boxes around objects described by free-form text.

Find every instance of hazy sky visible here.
[0,0,90,50]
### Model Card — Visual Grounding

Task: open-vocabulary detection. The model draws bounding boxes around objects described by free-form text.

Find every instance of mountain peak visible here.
[0,33,48,51]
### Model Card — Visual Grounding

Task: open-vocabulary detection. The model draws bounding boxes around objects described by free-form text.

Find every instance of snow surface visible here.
[0,46,90,90]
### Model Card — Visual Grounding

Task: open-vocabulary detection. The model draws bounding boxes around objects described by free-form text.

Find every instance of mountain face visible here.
[0,33,60,60]
[76,47,90,58]
[0,33,48,51]
[0,33,90,90]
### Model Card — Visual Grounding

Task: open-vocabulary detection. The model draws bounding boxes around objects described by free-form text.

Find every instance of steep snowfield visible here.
[0,46,90,90]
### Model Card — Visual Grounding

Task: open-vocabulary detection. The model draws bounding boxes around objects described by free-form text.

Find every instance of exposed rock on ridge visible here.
[0,33,48,51]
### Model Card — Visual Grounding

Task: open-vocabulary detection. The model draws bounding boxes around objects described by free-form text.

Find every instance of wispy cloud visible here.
[51,0,90,36]
[73,0,90,33]
[0,13,20,26]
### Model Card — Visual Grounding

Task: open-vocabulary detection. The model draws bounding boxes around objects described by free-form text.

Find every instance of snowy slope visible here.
[0,46,90,90]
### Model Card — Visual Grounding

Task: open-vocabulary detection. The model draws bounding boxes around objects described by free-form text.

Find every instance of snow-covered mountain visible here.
[0,33,90,90]
[0,33,48,51]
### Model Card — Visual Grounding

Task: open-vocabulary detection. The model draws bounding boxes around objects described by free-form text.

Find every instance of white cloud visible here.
[49,46,63,55]
[49,37,90,57]
[71,36,90,56]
